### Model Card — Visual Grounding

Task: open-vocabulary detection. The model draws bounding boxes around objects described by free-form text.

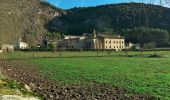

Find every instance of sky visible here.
[46,0,169,9]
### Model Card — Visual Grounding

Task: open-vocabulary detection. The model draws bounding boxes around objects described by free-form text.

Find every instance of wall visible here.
[103,38,125,51]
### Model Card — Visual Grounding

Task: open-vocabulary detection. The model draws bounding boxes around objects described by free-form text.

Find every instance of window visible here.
[122,41,124,43]
[106,46,107,49]
[109,41,111,43]
[110,46,111,48]
[106,41,107,43]
[114,46,115,48]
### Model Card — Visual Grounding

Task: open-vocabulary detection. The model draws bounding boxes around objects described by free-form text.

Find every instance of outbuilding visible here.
[1,44,14,53]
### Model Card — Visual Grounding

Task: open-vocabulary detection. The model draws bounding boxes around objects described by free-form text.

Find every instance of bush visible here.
[143,42,156,49]
[123,27,169,47]
[148,54,162,58]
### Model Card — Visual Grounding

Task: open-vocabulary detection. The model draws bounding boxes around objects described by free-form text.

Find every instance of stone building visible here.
[18,42,28,49]
[100,35,125,51]
[14,37,28,49]
[61,35,86,50]
[88,31,125,51]
[1,44,14,53]
[58,30,125,51]
[0,50,2,53]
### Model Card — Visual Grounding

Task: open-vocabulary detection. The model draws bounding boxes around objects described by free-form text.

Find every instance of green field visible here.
[1,51,170,99]
[1,50,170,59]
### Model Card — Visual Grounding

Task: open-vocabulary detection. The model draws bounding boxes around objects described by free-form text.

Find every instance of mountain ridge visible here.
[0,1,170,47]
[48,2,170,35]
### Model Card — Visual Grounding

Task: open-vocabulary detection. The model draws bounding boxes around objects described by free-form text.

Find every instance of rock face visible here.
[0,0,65,46]
[0,95,40,100]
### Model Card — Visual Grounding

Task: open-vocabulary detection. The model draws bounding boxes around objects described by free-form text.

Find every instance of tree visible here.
[45,32,61,40]
[48,42,56,52]
[123,27,169,47]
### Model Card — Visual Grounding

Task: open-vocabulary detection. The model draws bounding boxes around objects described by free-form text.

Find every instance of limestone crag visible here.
[0,0,64,46]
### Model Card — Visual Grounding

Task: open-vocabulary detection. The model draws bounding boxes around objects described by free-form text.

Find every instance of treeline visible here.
[122,27,169,48]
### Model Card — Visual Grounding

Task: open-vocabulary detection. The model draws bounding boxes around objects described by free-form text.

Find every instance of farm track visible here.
[0,60,156,100]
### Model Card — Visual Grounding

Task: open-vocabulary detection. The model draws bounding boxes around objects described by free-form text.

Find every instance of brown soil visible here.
[0,60,156,100]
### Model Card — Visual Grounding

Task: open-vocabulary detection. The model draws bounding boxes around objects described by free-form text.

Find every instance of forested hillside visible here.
[47,3,170,35]
[1,1,170,47]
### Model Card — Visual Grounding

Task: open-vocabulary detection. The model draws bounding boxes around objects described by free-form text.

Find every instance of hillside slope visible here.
[1,2,170,46]
[47,3,170,35]
[0,0,65,46]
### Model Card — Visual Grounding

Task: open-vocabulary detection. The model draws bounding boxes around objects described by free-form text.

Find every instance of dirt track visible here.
[0,60,156,100]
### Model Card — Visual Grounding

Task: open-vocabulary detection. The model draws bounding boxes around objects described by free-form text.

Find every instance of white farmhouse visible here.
[14,37,28,49]
[18,42,28,49]
[0,50,2,53]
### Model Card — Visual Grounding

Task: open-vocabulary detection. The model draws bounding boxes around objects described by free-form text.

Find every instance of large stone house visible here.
[57,30,125,51]
[61,35,86,50]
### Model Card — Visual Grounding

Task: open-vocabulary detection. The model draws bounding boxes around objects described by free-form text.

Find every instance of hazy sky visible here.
[46,0,167,9]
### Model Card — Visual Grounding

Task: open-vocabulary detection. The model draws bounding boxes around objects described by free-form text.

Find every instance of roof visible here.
[64,35,86,40]
[97,34,124,39]
[19,42,28,44]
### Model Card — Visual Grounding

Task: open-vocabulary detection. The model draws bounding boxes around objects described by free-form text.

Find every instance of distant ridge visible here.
[0,1,170,46]
[47,3,170,35]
